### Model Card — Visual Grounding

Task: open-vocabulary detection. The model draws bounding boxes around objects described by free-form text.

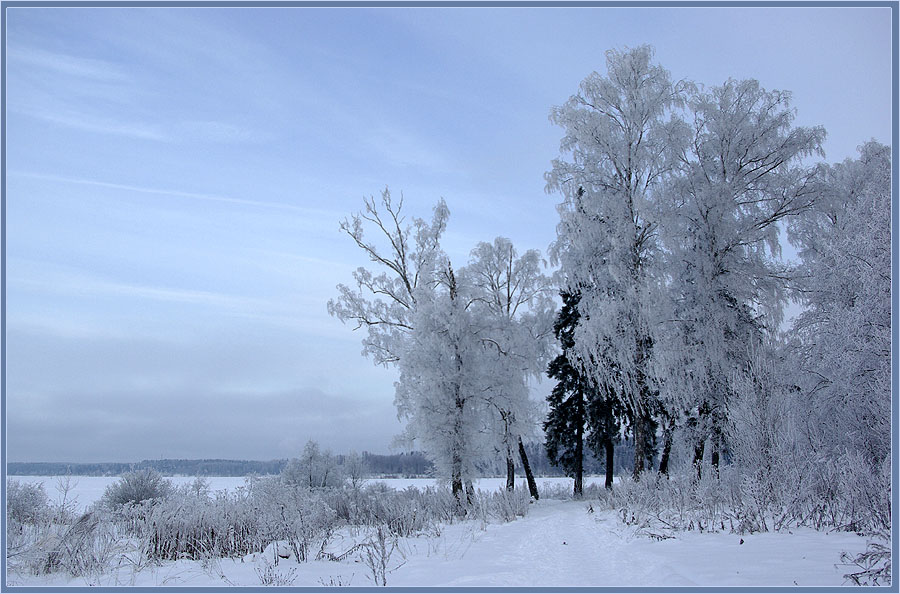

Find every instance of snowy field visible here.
[8,475,610,511]
[7,475,869,588]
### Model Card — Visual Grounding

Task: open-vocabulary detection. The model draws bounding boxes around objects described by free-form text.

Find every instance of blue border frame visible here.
[0,1,896,592]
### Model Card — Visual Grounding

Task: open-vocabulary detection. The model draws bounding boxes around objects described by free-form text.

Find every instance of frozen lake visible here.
[8,475,608,510]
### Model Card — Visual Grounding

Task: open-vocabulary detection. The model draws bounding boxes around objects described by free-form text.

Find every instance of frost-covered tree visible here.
[465,237,555,497]
[788,141,891,469]
[546,45,684,479]
[395,261,490,504]
[328,189,448,366]
[282,441,344,489]
[655,79,825,469]
[329,191,484,502]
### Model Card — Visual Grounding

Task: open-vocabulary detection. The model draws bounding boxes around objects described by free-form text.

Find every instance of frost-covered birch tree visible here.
[327,189,447,366]
[465,237,555,497]
[788,141,891,470]
[395,261,491,504]
[655,79,825,469]
[546,45,684,478]
[329,191,484,503]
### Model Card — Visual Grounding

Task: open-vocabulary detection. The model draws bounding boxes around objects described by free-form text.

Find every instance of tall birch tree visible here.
[465,237,555,497]
[655,79,825,468]
[546,45,684,478]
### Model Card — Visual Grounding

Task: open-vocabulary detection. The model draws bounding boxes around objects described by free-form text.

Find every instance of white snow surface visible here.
[9,475,609,511]
[7,476,867,588]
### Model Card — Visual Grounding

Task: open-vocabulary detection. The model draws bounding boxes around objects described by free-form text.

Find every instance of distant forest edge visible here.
[8,443,637,478]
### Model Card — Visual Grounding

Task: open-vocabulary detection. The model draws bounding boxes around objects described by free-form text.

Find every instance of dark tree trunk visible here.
[449,265,467,512]
[710,412,724,471]
[518,437,539,500]
[604,439,614,490]
[506,454,515,492]
[693,439,705,480]
[451,474,463,501]
[658,421,673,476]
[632,408,647,480]
[451,390,466,510]
[573,423,584,499]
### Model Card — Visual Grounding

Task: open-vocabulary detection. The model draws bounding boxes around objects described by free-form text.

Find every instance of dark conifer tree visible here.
[545,292,623,494]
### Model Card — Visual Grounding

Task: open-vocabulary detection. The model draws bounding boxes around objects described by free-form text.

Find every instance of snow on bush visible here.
[99,469,172,509]
[6,479,50,525]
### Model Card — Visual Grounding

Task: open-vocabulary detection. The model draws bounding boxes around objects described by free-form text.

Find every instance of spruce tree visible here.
[545,291,622,494]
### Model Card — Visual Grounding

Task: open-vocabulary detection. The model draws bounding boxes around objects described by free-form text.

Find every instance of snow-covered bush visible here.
[841,527,891,586]
[803,452,891,535]
[256,561,298,586]
[362,525,405,587]
[484,487,531,523]
[252,477,339,562]
[601,469,738,535]
[281,441,345,489]
[327,482,456,537]
[100,469,172,510]
[6,479,50,525]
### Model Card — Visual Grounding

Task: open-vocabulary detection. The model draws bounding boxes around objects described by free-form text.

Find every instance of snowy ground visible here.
[7,476,868,589]
[8,475,609,511]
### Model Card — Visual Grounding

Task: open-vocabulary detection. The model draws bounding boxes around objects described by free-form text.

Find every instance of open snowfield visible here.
[8,475,612,512]
[7,476,869,588]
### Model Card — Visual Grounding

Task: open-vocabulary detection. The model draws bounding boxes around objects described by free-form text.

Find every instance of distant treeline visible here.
[9,443,635,478]
[8,452,431,478]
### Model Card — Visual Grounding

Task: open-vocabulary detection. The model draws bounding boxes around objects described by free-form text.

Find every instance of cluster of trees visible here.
[328,194,556,504]
[542,45,890,509]
[332,45,889,521]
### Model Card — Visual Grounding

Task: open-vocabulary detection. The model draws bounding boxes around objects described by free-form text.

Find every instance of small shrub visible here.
[362,525,404,587]
[100,469,172,509]
[487,488,531,522]
[256,561,298,586]
[7,479,50,525]
[841,529,892,586]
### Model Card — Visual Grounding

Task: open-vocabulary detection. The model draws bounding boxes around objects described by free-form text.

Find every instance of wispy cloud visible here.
[18,108,169,141]
[8,43,265,145]
[10,171,341,219]
[175,120,269,144]
[8,46,130,82]
[363,125,456,173]
[10,265,269,311]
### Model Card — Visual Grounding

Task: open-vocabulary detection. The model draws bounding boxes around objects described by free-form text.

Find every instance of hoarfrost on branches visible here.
[546,45,684,478]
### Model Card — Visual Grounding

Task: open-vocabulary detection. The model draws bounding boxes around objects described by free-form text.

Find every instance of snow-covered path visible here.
[393,499,866,588]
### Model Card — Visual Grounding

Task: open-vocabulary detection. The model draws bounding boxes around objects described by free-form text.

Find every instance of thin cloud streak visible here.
[11,270,271,311]
[8,46,131,82]
[15,108,169,141]
[10,171,342,219]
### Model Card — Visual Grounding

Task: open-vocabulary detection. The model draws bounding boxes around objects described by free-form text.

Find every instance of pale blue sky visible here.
[5,5,893,462]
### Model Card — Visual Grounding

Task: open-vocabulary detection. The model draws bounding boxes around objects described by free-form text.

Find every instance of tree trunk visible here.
[604,439,614,490]
[658,421,673,476]
[506,453,515,492]
[518,437,539,500]
[451,390,466,510]
[573,423,584,499]
[632,408,646,480]
[710,411,724,471]
[693,439,705,480]
[451,460,464,503]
